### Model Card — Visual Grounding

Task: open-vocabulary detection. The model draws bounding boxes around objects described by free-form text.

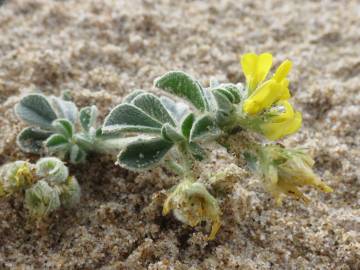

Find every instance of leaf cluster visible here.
[103,71,243,171]
[16,94,100,163]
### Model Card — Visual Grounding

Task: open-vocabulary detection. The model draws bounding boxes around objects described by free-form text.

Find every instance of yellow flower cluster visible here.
[240,53,302,140]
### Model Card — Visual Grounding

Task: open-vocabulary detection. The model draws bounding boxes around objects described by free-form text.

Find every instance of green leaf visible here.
[102,104,163,135]
[50,97,78,124]
[15,94,58,130]
[188,142,207,161]
[16,127,53,154]
[45,134,70,152]
[154,71,208,111]
[213,88,235,103]
[132,93,175,126]
[79,105,98,132]
[123,89,146,103]
[159,96,189,122]
[223,84,241,104]
[190,114,221,142]
[212,90,234,125]
[244,152,258,172]
[161,123,185,143]
[118,137,173,171]
[73,133,95,152]
[69,145,86,164]
[213,90,233,113]
[52,119,74,138]
[181,113,195,138]
[203,88,217,113]
[61,90,72,101]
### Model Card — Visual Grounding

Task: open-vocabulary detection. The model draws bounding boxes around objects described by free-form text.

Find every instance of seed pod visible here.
[163,179,221,240]
[35,157,69,184]
[24,180,61,218]
[59,176,81,208]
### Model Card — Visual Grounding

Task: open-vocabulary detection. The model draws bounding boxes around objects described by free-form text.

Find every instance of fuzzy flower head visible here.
[24,180,61,218]
[163,179,221,240]
[259,145,333,205]
[0,161,35,196]
[240,53,302,140]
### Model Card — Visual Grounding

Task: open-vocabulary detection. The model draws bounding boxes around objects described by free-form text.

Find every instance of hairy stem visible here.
[177,143,195,180]
[164,160,185,176]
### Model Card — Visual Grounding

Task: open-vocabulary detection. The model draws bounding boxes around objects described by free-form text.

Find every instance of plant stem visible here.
[164,160,185,176]
[177,143,194,180]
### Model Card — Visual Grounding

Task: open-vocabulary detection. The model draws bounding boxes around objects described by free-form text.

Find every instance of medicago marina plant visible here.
[0,157,80,219]
[15,53,332,239]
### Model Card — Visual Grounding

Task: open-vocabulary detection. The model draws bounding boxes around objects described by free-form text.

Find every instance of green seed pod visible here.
[24,180,61,218]
[59,176,81,208]
[35,157,69,184]
[0,161,35,196]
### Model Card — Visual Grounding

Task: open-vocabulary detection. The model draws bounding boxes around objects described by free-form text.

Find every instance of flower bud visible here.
[163,179,221,240]
[24,180,61,218]
[259,145,333,205]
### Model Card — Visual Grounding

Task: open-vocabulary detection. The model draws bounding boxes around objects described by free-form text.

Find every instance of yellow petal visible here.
[241,53,273,92]
[15,163,33,187]
[257,53,273,84]
[208,217,221,240]
[284,111,302,135]
[241,53,257,80]
[279,78,291,100]
[270,100,294,123]
[162,195,173,216]
[261,111,302,140]
[277,180,311,204]
[243,80,278,115]
[268,165,279,185]
[273,60,292,82]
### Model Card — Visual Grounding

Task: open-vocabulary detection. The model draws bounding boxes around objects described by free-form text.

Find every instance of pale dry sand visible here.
[0,0,359,269]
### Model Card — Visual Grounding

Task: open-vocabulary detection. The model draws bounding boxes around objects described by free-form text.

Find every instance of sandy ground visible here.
[0,0,359,269]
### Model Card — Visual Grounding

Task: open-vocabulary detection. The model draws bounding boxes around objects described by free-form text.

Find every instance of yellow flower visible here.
[241,52,273,93]
[260,145,333,205]
[273,59,292,83]
[243,80,276,114]
[260,100,302,141]
[163,179,221,240]
[241,53,292,115]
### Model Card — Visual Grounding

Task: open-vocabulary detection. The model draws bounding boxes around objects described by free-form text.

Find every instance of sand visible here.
[0,0,359,269]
